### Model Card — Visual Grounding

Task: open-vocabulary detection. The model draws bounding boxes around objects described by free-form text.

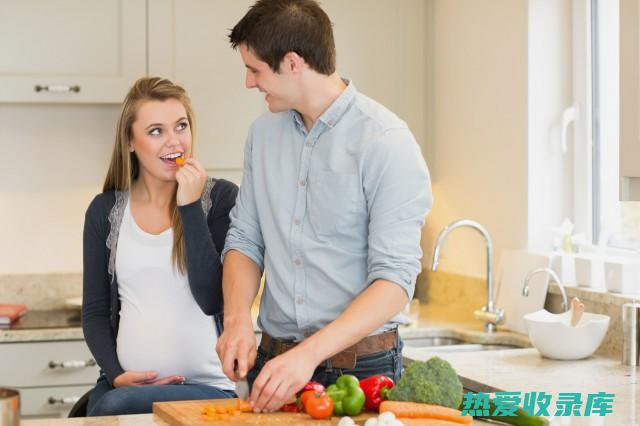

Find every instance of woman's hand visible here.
[175,158,208,206]
[113,371,185,387]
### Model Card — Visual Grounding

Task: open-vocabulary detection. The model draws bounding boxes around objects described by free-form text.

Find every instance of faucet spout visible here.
[431,219,504,332]
[522,267,569,312]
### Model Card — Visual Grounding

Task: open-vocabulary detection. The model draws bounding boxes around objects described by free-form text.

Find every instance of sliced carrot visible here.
[175,157,186,166]
[238,400,253,412]
[379,401,472,425]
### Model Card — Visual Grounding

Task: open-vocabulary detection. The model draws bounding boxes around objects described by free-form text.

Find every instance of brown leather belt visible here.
[259,329,398,369]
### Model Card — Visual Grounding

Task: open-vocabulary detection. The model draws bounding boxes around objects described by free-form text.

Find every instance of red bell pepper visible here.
[301,381,325,393]
[359,375,394,411]
[280,402,299,413]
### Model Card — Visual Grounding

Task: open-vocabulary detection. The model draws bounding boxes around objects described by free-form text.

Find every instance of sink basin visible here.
[402,334,524,352]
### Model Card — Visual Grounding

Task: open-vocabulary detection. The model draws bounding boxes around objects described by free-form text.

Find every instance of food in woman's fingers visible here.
[175,156,186,166]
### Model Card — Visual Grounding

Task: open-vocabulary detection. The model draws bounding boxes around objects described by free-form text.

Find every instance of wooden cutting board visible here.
[153,398,452,425]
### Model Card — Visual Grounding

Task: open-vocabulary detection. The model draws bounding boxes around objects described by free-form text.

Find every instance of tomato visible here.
[305,392,334,420]
[299,390,317,411]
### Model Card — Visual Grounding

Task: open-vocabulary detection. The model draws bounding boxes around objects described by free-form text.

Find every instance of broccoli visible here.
[387,356,463,409]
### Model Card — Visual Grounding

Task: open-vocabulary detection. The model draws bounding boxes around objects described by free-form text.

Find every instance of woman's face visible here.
[130,98,192,183]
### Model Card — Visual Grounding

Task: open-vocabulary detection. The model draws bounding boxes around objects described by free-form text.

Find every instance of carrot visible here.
[175,157,186,166]
[238,399,253,412]
[379,401,473,425]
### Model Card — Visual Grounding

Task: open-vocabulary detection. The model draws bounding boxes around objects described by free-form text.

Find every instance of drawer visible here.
[0,341,99,387]
[19,385,92,417]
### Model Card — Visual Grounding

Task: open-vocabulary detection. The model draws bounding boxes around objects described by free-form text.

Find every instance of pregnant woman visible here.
[82,77,238,416]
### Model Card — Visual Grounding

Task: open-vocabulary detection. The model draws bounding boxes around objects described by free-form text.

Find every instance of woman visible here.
[82,77,238,416]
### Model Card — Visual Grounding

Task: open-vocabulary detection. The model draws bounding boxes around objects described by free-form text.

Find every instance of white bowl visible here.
[523,309,609,360]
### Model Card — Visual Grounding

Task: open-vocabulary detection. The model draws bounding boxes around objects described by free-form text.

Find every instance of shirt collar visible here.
[291,79,356,133]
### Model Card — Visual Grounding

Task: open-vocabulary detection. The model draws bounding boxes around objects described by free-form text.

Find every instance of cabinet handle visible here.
[48,359,96,369]
[34,84,81,93]
[48,396,80,405]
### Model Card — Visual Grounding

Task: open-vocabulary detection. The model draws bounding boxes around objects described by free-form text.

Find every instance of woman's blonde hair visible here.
[103,77,196,273]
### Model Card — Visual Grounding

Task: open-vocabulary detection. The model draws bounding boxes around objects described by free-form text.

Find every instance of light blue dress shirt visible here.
[222,81,432,340]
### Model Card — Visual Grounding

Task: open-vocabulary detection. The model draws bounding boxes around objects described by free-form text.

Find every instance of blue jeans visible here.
[87,374,237,417]
[247,334,404,389]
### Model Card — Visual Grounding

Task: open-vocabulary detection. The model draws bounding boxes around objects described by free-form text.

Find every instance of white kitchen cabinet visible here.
[0,340,99,418]
[148,0,265,182]
[0,0,146,103]
[620,0,640,200]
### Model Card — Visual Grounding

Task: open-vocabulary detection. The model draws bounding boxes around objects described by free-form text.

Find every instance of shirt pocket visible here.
[307,171,363,237]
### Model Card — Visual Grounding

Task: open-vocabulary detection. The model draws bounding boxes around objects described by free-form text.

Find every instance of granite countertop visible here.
[0,309,84,342]
[403,347,638,425]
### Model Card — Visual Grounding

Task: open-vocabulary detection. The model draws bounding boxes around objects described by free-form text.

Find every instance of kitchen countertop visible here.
[403,346,638,425]
[14,304,633,425]
[0,309,84,342]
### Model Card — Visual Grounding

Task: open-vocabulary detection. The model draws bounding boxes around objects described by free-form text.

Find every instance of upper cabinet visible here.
[0,0,146,103]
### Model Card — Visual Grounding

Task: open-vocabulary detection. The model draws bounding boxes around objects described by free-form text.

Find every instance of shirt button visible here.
[294,258,301,266]
[294,218,301,225]
[306,141,313,147]
[296,296,304,305]
[328,120,334,126]
[299,180,306,187]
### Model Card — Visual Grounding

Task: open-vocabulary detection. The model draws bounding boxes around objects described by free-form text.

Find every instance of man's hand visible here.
[249,345,320,413]
[113,371,185,387]
[216,316,257,381]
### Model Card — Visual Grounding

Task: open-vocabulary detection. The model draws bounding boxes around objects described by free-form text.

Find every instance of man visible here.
[217,0,432,413]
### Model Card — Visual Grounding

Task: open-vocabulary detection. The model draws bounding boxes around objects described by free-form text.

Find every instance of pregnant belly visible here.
[116,306,219,381]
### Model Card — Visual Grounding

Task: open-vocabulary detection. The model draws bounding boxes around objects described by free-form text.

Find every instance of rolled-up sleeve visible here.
[222,127,266,270]
[364,127,433,299]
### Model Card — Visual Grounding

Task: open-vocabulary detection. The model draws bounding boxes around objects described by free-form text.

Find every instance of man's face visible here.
[239,44,295,112]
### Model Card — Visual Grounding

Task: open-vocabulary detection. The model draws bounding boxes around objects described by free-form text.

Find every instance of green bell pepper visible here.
[326,374,366,416]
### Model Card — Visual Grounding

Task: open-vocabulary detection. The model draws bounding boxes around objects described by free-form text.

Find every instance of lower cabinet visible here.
[0,340,99,418]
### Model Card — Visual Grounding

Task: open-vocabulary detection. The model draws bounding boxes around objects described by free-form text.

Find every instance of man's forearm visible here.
[296,279,409,365]
[222,249,262,325]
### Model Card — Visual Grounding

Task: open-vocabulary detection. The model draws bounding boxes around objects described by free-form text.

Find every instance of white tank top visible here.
[115,199,233,389]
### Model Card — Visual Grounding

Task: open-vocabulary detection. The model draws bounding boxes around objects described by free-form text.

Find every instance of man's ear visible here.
[281,51,306,74]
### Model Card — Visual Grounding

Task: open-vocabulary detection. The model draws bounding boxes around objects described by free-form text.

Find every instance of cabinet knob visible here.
[34,84,81,93]
[48,359,96,369]
[48,396,80,405]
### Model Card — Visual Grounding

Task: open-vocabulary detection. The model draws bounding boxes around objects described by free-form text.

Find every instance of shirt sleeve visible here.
[178,179,238,317]
[222,127,266,270]
[363,127,433,299]
[81,194,125,385]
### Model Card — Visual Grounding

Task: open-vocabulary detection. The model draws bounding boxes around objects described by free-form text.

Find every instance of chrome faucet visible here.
[522,267,569,312]
[431,219,505,332]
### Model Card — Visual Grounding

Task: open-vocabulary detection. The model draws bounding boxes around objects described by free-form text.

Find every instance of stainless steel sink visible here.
[401,332,528,352]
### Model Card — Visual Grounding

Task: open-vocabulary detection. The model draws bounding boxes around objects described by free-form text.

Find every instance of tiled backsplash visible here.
[0,273,82,310]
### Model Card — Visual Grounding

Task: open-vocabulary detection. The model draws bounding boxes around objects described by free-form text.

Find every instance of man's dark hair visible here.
[229,0,336,75]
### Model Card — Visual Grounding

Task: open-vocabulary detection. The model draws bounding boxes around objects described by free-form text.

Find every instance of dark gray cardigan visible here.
[82,178,238,385]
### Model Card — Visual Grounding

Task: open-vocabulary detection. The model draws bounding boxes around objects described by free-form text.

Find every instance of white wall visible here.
[0,104,118,273]
[421,0,530,278]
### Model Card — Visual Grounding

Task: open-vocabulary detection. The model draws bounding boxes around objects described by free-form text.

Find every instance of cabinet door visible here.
[148,0,265,184]
[0,0,146,103]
